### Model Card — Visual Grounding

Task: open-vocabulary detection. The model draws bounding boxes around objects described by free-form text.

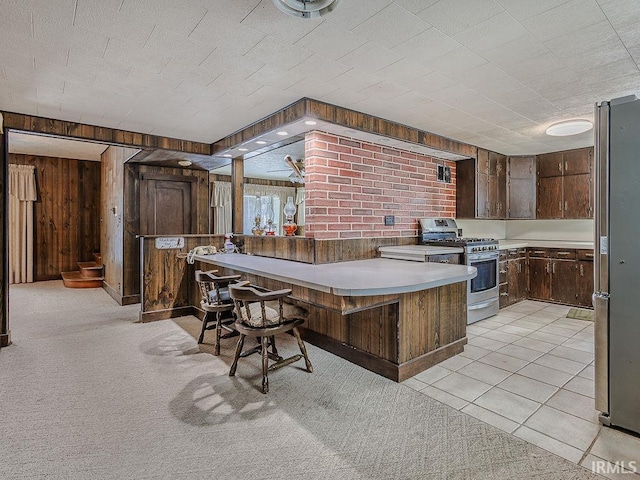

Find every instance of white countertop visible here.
[498,240,594,250]
[378,245,464,261]
[194,253,476,297]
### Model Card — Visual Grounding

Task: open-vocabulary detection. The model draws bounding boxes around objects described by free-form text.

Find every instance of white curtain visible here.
[211,181,232,235]
[9,164,37,284]
[244,184,296,235]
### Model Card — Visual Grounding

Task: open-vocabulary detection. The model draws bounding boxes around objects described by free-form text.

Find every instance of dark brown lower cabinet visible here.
[501,248,594,309]
[528,257,551,301]
[551,259,578,304]
[499,249,527,308]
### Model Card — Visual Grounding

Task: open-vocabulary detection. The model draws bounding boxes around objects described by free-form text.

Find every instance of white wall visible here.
[506,219,594,241]
[455,219,594,242]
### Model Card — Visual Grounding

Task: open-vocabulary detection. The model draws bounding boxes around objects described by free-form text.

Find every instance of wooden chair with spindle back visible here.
[228,281,313,393]
[195,270,242,355]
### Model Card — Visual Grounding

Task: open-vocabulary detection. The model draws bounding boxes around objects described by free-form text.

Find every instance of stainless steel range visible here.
[419,218,499,323]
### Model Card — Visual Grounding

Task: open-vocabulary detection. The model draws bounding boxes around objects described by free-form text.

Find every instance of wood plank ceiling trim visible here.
[212,98,477,159]
[1,111,212,155]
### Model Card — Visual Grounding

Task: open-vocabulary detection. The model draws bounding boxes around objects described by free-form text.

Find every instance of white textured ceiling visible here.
[1,0,639,156]
[8,131,109,161]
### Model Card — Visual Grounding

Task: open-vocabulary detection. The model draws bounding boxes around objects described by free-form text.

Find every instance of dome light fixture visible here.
[178,159,192,167]
[545,119,593,136]
[272,0,339,19]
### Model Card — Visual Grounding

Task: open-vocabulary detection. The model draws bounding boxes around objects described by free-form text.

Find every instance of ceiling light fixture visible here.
[177,160,192,167]
[304,120,317,125]
[545,119,593,136]
[238,148,248,151]
[276,131,288,136]
[272,0,339,19]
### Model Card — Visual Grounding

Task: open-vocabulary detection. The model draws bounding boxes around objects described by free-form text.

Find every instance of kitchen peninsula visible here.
[195,253,476,382]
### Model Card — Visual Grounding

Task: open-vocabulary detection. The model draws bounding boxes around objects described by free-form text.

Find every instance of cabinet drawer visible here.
[507,248,525,259]
[528,248,551,258]
[549,249,576,259]
[577,249,594,261]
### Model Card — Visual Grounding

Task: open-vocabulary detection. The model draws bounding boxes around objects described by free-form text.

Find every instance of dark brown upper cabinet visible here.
[536,147,593,219]
[507,156,536,219]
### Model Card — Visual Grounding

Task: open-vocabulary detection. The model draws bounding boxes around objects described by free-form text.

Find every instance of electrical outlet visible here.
[384,215,395,226]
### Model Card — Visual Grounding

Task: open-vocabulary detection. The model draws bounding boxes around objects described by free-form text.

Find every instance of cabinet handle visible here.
[500,269,507,274]
[533,250,546,255]
[580,264,584,276]
[585,253,594,258]
[559,201,563,212]
[564,201,568,211]
[500,292,509,296]
[552,262,556,274]
[557,251,572,256]
[558,162,562,172]
[565,160,568,172]
[545,263,549,273]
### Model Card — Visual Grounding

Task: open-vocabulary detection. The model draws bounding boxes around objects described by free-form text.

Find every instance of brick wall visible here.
[304,131,456,239]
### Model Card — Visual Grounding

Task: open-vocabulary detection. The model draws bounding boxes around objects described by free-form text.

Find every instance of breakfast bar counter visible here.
[195,253,476,382]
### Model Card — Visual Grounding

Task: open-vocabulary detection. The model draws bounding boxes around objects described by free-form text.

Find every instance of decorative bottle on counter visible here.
[283,196,297,236]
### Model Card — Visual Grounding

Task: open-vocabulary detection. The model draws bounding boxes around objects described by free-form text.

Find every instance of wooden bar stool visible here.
[228,282,313,393]
[195,270,241,355]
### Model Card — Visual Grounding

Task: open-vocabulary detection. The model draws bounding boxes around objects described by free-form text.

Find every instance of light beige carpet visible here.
[2,281,602,479]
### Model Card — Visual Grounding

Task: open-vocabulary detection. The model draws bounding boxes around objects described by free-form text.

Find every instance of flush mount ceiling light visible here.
[177,160,192,167]
[272,0,339,19]
[545,119,593,136]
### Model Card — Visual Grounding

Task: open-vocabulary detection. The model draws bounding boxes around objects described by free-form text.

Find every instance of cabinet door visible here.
[577,259,594,307]
[538,152,564,177]
[551,260,577,304]
[508,157,536,219]
[455,158,477,218]
[488,174,500,218]
[528,258,551,300]
[563,173,592,218]
[507,259,519,304]
[563,148,592,175]
[516,258,528,302]
[537,176,563,219]
[477,149,490,175]
[476,172,489,218]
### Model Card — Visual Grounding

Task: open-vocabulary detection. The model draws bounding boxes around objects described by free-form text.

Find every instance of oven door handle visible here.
[467,253,499,261]
[468,299,498,310]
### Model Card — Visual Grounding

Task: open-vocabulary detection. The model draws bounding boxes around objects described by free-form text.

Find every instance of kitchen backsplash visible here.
[456,219,594,242]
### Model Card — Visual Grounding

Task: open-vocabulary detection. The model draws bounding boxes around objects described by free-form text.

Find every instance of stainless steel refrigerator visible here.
[594,94,640,435]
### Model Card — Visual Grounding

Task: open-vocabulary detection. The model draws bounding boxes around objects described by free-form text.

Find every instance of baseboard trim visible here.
[102,282,123,305]
[139,306,197,323]
[121,294,140,306]
[0,332,11,347]
[299,329,467,383]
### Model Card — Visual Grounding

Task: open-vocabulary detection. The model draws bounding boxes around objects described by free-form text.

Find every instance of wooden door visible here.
[528,257,551,301]
[537,176,563,219]
[563,173,592,218]
[551,260,577,304]
[140,174,197,235]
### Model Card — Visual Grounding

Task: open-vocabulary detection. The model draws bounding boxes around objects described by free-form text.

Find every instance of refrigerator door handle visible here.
[593,292,609,415]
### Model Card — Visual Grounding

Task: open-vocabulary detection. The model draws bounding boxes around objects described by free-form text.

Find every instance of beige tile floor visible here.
[403,300,640,479]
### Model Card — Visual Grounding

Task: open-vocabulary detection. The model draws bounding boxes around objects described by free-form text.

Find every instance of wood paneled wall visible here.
[11,154,101,281]
[101,146,138,303]
[140,235,225,321]
[125,165,209,305]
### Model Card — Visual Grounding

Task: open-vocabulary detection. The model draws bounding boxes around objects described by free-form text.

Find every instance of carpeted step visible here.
[61,271,104,288]
[77,261,104,278]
